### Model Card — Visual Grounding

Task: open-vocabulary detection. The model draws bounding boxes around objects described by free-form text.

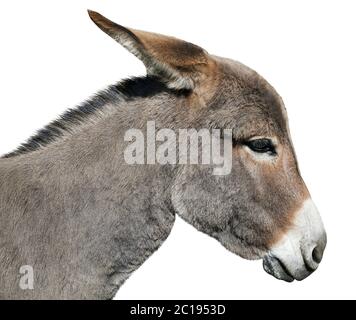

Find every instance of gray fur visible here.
[0,11,320,299]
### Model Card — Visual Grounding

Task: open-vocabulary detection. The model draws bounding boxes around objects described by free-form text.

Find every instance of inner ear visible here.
[88,10,210,90]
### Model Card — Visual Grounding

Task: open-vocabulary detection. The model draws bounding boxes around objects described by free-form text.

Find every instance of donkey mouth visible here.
[262,256,295,282]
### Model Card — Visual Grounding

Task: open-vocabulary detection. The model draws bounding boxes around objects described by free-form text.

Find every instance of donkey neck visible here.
[0,76,187,299]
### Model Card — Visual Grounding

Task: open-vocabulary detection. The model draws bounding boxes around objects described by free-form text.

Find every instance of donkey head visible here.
[89,11,326,282]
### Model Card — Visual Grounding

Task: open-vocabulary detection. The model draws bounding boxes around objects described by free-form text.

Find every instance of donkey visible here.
[0,10,326,299]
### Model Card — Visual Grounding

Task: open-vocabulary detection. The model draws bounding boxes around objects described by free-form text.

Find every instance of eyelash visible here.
[245,139,277,155]
[232,138,277,155]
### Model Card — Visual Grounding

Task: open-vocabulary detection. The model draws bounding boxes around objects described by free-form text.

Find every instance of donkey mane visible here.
[2,76,176,159]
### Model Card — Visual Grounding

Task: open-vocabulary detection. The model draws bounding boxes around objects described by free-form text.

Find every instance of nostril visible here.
[304,235,326,270]
[312,246,323,264]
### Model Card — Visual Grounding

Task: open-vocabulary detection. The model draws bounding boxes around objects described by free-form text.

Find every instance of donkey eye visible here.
[245,139,276,155]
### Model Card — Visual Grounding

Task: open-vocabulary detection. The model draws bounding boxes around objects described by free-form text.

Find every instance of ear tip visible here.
[87,9,101,21]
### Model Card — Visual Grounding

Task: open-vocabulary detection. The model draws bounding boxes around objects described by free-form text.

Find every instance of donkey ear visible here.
[88,10,209,90]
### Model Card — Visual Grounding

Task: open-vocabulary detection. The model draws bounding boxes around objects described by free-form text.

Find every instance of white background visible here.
[0,0,355,300]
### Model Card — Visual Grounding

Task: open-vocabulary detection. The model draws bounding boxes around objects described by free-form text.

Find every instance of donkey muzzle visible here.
[263,198,327,282]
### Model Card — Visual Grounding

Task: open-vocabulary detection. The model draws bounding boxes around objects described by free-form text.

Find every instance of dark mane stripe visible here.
[2,76,171,159]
